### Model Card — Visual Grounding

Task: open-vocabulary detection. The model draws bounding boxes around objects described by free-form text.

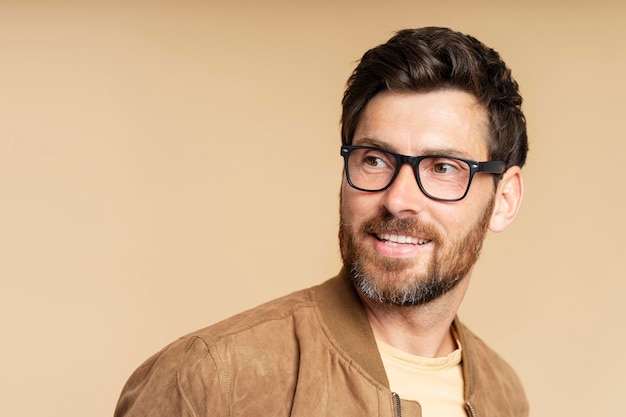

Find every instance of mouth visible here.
[374,233,431,246]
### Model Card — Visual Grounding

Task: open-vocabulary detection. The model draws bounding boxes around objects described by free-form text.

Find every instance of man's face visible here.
[339,89,497,306]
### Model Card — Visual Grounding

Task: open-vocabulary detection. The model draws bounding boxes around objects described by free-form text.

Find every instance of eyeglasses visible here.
[341,145,506,202]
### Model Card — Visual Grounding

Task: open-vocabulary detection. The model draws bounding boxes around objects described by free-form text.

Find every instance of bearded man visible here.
[116,27,528,417]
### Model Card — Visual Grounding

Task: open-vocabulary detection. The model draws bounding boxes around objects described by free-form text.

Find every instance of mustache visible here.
[360,212,441,243]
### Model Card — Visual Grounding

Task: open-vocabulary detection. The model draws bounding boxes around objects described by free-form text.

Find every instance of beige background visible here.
[1,1,625,416]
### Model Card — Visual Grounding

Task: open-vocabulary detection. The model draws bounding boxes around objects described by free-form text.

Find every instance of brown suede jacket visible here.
[115,271,528,417]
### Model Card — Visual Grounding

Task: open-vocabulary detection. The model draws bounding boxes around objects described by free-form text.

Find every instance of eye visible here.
[359,149,393,170]
[423,157,467,177]
[433,162,456,174]
[363,155,387,168]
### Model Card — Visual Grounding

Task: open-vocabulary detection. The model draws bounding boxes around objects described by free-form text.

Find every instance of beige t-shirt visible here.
[376,339,465,416]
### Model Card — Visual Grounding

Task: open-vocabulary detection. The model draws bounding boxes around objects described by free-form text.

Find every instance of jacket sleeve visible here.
[114,336,226,417]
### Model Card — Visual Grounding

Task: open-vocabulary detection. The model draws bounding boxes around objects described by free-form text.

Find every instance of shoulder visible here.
[132,284,321,376]
[186,286,318,346]
[115,286,321,416]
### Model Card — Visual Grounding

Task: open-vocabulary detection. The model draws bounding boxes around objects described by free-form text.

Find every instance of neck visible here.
[361,276,469,358]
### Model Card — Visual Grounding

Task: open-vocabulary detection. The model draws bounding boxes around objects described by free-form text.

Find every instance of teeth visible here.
[378,233,430,245]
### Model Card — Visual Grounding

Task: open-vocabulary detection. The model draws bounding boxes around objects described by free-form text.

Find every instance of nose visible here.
[381,163,429,216]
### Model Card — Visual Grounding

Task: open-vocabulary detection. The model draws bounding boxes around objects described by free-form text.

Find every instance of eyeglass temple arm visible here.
[477,160,506,174]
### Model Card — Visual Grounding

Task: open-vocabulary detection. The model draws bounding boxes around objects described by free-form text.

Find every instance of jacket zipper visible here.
[392,392,402,417]
[466,401,477,417]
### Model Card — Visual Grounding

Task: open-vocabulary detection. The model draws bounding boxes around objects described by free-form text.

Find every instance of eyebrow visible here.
[352,137,478,160]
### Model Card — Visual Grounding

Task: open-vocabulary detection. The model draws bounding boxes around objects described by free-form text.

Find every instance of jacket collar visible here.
[314,269,475,395]
[314,268,389,387]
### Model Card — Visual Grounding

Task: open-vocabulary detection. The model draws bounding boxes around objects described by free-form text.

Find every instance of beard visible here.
[339,197,495,306]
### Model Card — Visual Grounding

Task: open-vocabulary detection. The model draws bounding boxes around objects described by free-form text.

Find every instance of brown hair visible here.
[341,27,528,168]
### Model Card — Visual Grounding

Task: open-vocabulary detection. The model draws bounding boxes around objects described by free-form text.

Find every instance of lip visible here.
[371,232,432,258]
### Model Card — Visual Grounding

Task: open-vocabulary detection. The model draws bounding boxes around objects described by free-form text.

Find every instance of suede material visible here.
[115,271,528,416]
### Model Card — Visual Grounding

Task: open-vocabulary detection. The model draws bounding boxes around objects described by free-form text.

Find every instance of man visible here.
[115,27,528,416]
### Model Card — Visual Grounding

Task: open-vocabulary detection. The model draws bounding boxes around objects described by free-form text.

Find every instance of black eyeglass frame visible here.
[340,145,506,202]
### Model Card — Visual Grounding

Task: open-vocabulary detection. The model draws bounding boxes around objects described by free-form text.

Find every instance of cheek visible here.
[340,185,378,223]
[467,175,497,201]
[443,197,495,239]
[436,178,495,225]
[425,202,475,239]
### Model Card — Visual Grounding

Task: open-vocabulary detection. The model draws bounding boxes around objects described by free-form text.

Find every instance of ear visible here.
[489,166,524,233]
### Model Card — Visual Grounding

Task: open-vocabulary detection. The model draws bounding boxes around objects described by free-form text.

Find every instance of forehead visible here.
[353,89,490,160]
